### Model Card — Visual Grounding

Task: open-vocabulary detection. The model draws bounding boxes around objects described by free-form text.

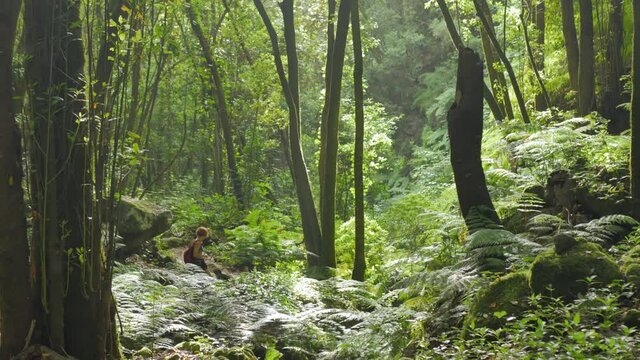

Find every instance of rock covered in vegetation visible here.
[465,271,531,329]
[116,196,173,256]
[621,245,640,287]
[553,233,579,254]
[529,240,622,299]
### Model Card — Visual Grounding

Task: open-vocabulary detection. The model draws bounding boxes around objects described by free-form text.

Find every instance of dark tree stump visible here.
[448,48,500,227]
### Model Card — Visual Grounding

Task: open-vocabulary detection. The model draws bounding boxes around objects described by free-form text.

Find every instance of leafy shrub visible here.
[215,207,304,270]
[156,192,243,235]
[420,282,640,359]
[335,216,388,281]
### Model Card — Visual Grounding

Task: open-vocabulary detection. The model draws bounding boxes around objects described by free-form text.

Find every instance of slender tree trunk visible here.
[448,48,501,227]
[577,0,595,115]
[319,0,337,213]
[560,0,580,91]
[522,8,551,110]
[185,0,244,207]
[254,0,322,266]
[319,0,352,268]
[435,0,504,121]
[0,0,34,357]
[477,0,514,119]
[473,0,530,123]
[213,115,225,195]
[534,0,547,110]
[631,0,640,218]
[351,0,366,281]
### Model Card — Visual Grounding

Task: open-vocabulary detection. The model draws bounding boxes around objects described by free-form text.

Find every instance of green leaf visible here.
[264,347,283,360]
[493,310,507,319]
[572,312,581,325]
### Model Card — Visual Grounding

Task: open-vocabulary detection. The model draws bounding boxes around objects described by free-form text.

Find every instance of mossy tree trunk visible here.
[448,49,501,227]
[0,0,34,357]
[631,0,640,219]
[351,0,366,282]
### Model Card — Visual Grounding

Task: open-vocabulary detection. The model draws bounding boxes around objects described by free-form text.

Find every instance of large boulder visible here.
[116,196,173,256]
[465,271,531,330]
[530,240,622,300]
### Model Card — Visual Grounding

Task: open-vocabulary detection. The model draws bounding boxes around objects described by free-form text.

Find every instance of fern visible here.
[573,214,639,246]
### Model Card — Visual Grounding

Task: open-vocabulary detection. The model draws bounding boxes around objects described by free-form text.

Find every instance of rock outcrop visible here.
[116,196,173,257]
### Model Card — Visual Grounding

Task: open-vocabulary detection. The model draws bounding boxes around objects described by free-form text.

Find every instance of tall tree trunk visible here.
[435,0,504,121]
[319,0,352,268]
[448,48,501,227]
[602,0,624,123]
[577,0,595,115]
[185,0,244,207]
[254,0,322,266]
[319,0,337,214]
[631,0,640,218]
[351,0,366,281]
[560,0,580,92]
[477,0,514,119]
[473,0,530,123]
[0,0,34,357]
[534,0,547,111]
[25,0,110,357]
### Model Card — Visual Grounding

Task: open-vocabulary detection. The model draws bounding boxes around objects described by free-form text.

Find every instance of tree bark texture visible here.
[577,0,595,116]
[435,0,504,121]
[254,0,322,266]
[560,0,580,92]
[448,49,501,227]
[0,0,34,357]
[631,0,640,218]
[351,0,366,282]
[185,0,244,207]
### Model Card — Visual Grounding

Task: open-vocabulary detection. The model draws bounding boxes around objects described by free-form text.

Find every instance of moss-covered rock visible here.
[623,309,640,328]
[554,233,579,255]
[465,271,531,329]
[116,196,173,257]
[530,241,622,299]
[134,346,153,358]
[621,245,640,287]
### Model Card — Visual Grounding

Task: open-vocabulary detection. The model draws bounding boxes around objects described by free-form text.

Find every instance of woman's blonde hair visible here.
[196,226,209,237]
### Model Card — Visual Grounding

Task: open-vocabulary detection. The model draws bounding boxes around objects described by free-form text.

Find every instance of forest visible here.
[2,0,640,359]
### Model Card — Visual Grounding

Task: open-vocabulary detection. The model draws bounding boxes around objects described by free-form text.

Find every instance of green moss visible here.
[621,245,640,268]
[402,295,432,312]
[621,246,640,287]
[465,271,531,330]
[530,241,622,300]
